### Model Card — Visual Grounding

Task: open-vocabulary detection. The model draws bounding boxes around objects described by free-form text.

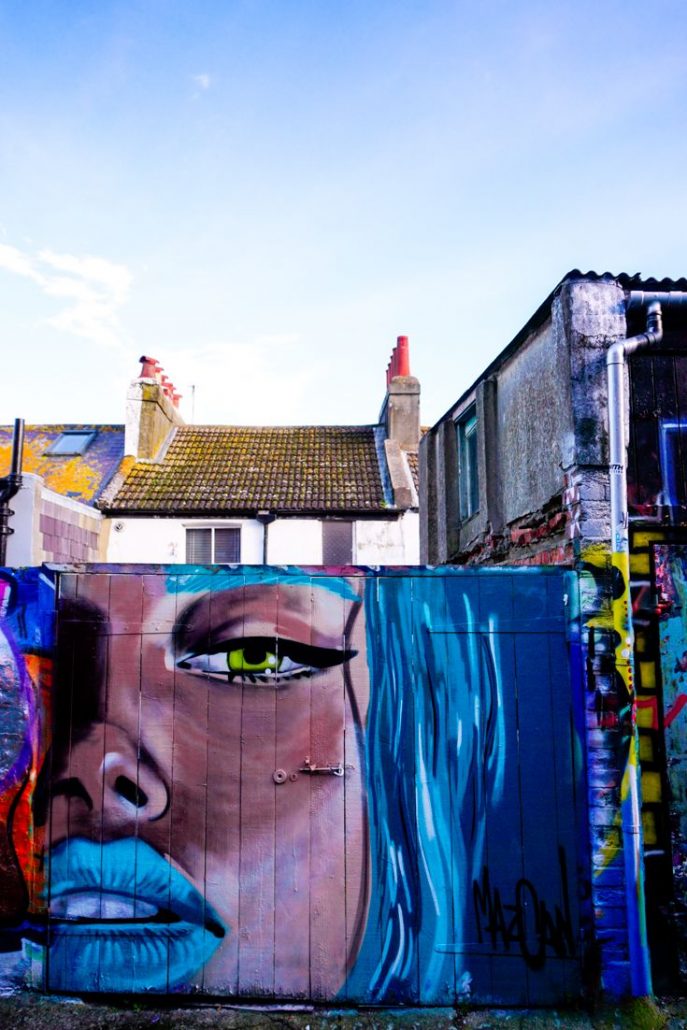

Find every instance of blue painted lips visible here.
[46,838,226,992]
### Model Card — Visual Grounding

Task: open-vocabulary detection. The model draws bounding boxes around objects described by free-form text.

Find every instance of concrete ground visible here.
[0,996,686,1030]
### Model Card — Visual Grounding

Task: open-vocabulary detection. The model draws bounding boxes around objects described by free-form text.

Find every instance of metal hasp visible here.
[607,291,687,997]
[0,419,24,566]
[299,757,347,777]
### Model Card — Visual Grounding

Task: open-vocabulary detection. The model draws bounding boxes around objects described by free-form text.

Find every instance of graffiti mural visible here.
[0,568,53,991]
[654,546,687,914]
[0,565,583,1004]
[578,541,655,998]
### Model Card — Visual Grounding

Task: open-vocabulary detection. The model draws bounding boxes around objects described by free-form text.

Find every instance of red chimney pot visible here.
[139,355,159,379]
[396,335,410,377]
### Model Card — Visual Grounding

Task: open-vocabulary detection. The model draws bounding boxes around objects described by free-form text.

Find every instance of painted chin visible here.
[46,838,225,993]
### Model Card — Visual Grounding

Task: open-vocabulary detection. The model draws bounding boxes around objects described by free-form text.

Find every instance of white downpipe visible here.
[605,301,662,997]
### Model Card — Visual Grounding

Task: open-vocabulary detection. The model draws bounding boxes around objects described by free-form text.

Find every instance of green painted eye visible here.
[177,636,358,685]
[227,645,279,674]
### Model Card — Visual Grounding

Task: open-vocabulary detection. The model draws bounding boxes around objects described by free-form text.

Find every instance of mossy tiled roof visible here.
[0,425,125,506]
[105,425,390,514]
[405,450,419,493]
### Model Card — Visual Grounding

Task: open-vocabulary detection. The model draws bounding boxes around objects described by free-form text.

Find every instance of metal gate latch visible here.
[299,756,350,777]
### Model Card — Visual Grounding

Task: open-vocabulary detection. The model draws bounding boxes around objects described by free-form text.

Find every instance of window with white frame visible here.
[185,526,241,564]
[456,408,479,521]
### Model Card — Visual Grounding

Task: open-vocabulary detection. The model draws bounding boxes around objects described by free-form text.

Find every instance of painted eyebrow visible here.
[172,586,360,656]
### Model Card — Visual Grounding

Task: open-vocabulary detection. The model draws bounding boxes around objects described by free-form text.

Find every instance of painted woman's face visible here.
[47,573,370,995]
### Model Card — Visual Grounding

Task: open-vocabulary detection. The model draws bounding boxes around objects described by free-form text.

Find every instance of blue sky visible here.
[1,0,687,429]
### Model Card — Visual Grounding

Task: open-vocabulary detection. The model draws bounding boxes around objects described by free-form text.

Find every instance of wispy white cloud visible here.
[0,243,131,350]
[38,249,132,302]
[0,243,42,282]
[191,72,211,91]
[170,335,314,424]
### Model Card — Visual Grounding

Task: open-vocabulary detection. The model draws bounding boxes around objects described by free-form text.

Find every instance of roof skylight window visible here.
[45,431,96,456]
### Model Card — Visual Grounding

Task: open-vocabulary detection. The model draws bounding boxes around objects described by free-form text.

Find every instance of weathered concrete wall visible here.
[355,512,419,564]
[496,320,572,526]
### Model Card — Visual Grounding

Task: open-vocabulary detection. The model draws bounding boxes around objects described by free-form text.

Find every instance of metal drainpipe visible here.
[256,511,276,564]
[607,290,687,996]
[0,419,25,567]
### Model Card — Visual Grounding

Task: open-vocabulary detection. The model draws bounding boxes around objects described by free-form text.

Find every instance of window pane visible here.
[322,521,353,565]
[47,431,95,456]
[186,528,212,564]
[214,528,241,563]
[457,411,479,520]
[466,422,479,515]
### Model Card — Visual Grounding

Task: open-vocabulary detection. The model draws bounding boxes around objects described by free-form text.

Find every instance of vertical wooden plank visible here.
[630,354,655,418]
[342,575,369,1005]
[309,577,347,1000]
[653,353,678,418]
[417,575,453,1005]
[169,572,210,994]
[452,573,494,1003]
[545,577,583,999]
[629,357,657,510]
[674,352,687,412]
[472,574,527,1005]
[632,420,661,508]
[273,578,312,999]
[100,586,141,995]
[237,582,276,998]
[137,571,177,994]
[85,571,114,996]
[103,572,147,993]
[201,575,244,995]
[512,575,575,1004]
[672,354,687,518]
[46,575,77,994]
[655,355,685,508]
[49,572,112,993]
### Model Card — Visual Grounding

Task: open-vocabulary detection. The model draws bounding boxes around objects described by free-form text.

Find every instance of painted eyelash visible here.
[176,636,356,684]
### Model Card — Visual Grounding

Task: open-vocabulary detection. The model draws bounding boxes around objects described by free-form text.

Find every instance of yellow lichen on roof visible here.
[0,439,102,500]
[0,426,125,505]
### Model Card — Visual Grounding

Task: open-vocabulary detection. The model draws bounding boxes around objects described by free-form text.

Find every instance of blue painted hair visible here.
[349,570,505,1003]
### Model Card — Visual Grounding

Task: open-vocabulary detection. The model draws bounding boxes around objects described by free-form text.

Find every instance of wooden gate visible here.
[0,565,586,1003]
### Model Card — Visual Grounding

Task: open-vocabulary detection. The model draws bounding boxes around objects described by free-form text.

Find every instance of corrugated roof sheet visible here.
[568,270,687,291]
[105,425,390,514]
[0,425,125,506]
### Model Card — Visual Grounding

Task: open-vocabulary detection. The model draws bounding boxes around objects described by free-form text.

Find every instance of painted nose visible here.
[98,748,168,821]
[51,723,168,836]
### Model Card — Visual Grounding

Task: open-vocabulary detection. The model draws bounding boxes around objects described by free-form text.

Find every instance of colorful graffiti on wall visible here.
[578,542,653,997]
[0,568,52,991]
[654,546,687,919]
[0,565,582,1003]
